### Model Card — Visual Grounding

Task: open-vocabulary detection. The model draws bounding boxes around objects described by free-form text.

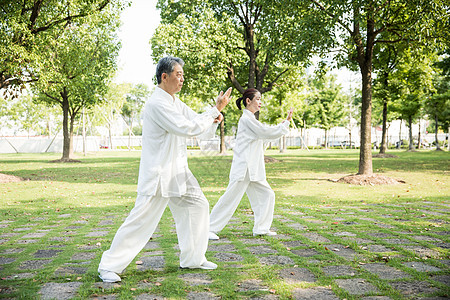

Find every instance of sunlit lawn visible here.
[0,149,448,299]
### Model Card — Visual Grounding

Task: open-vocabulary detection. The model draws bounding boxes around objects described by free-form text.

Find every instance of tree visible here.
[372,42,405,154]
[7,95,53,137]
[261,65,307,152]
[32,6,121,161]
[426,54,450,151]
[390,51,435,151]
[305,0,449,174]
[307,74,346,148]
[151,0,330,151]
[0,0,121,95]
[122,83,149,149]
[154,0,329,94]
[89,82,129,150]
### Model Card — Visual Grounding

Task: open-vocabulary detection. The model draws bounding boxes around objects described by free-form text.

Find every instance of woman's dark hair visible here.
[155,56,185,84]
[236,88,260,110]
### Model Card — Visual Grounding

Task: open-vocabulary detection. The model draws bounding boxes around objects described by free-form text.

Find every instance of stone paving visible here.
[0,203,448,299]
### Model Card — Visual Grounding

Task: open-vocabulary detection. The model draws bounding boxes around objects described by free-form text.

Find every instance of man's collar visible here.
[155,86,176,103]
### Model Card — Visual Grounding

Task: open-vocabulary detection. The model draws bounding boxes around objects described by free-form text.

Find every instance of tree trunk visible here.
[245,24,256,88]
[47,119,51,138]
[108,123,113,150]
[61,88,71,160]
[358,62,373,175]
[349,131,352,149]
[82,108,86,156]
[408,116,415,151]
[220,116,226,154]
[435,113,441,150]
[417,119,422,149]
[379,98,388,154]
[279,136,285,153]
[128,117,133,150]
[69,111,75,157]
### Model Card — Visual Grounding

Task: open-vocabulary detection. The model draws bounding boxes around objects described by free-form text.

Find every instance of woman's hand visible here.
[286,107,294,121]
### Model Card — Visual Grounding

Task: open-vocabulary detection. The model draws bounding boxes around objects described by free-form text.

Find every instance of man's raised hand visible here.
[286,107,294,122]
[214,113,224,124]
[215,87,232,112]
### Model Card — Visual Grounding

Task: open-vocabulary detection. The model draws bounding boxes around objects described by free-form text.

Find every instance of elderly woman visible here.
[209,88,293,240]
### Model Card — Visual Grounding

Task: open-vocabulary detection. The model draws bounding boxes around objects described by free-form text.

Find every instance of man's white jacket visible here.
[229,109,289,182]
[137,87,220,197]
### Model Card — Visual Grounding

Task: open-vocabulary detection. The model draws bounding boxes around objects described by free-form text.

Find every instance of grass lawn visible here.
[0,149,448,299]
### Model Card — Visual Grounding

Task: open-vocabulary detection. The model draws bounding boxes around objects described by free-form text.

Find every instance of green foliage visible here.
[426,52,450,133]
[0,0,126,94]
[122,83,150,131]
[0,94,62,136]
[301,0,449,173]
[389,50,436,123]
[33,8,121,109]
[372,42,407,127]
[91,82,130,129]
[152,0,327,96]
[260,66,308,127]
[27,3,122,158]
[306,74,347,131]
[151,7,237,98]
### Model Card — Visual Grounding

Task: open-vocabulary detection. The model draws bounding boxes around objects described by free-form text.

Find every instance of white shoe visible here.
[99,269,121,283]
[209,232,220,240]
[199,261,218,270]
[253,231,277,237]
[181,260,218,270]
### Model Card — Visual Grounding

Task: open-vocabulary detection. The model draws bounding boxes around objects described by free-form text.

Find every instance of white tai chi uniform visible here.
[210,109,289,235]
[99,87,220,273]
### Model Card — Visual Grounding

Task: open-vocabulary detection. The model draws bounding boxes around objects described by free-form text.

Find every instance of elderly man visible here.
[98,56,231,283]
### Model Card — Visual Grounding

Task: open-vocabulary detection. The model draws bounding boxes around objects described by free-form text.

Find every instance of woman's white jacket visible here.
[229,109,289,182]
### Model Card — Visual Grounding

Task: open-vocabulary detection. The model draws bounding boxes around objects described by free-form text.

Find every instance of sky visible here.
[115,0,160,89]
[115,0,359,92]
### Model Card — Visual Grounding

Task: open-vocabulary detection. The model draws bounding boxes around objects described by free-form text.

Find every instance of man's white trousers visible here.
[210,173,275,235]
[98,178,209,273]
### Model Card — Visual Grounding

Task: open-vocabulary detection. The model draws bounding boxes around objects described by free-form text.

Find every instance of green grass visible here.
[0,149,448,299]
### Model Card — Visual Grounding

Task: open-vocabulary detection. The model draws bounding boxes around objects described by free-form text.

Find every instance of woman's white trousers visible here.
[210,173,275,235]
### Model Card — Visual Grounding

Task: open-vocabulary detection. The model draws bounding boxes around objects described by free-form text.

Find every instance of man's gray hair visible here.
[155,56,185,84]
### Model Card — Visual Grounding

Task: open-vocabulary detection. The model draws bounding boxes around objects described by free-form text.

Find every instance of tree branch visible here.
[30,0,111,34]
[44,92,63,104]
[256,52,271,89]
[308,0,353,34]
[29,0,43,30]
[226,63,245,94]
[260,68,289,94]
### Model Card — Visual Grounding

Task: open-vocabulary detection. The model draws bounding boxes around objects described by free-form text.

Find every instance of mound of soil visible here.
[0,173,26,183]
[335,174,405,186]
